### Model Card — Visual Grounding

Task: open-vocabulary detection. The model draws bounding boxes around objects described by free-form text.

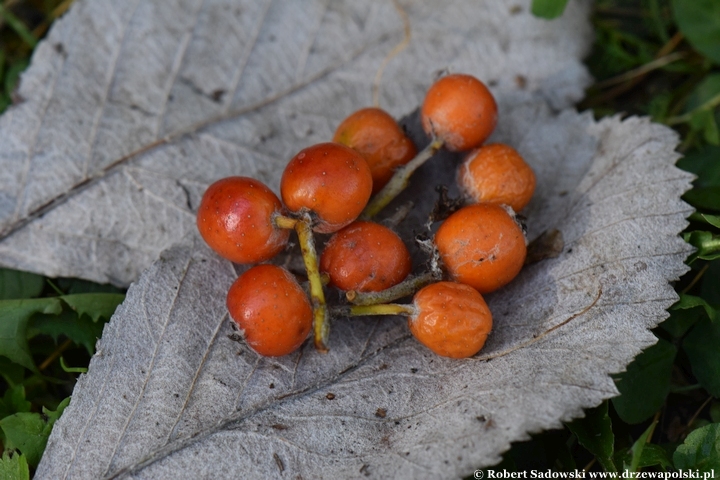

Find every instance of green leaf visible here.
[685,188,720,212]
[531,0,569,19]
[711,403,720,424]
[0,397,70,468]
[662,308,704,338]
[566,401,616,472]
[0,269,44,300]
[683,317,720,397]
[671,0,720,64]
[0,6,38,48]
[612,339,677,424]
[702,261,720,305]
[0,451,30,480]
[684,231,720,262]
[55,277,125,295]
[3,59,28,100]
[690,110,720,146]
[690,212,720,229]
[0,357,25,388]
[0,385,32,419]
[633,443,672,470]
[29,310,104,356]
[677,146,720,189]
[674,423,720,472]
[672,294,719,323]
[0,298,62,371]
[621,420,659,472]
[61,293,125,323]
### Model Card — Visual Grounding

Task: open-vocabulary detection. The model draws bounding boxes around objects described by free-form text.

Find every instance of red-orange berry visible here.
[281,143,373,233]
[421,74,498,152]
[196,177,290,264]
[226,264,312,357]
[434,203,526,294]
[333,108,417,193]
[409,281,492,358]
[458,143,536,212]
[320,221,412,292]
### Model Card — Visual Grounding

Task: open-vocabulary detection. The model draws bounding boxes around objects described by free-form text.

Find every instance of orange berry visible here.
[458,143,536,212]
[226,265,312,357]
[196,177,290,264]
[333,108,417,193]
[320,221,412,292]
[421,73,497,152]
[434,203,526,294]
[409,281,492,358]
[281,143,373,233]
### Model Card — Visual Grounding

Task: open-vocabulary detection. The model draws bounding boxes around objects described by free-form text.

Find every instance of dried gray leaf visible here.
[0,0,593,286]
[2,0,694,478]
[36,103,693,478]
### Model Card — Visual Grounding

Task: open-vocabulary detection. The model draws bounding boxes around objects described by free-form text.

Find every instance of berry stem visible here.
[273,214,298,230]
[362,137,444,218]
[334,303,416,317]
[294,213,330,353]
[346,271,439,306]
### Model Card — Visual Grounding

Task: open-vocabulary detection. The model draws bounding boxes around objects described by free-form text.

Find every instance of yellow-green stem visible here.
[273,213,298,230]
[294,214,329,352]
[362,137,444,218]
[344,303,415,317]
[346,271,438,306]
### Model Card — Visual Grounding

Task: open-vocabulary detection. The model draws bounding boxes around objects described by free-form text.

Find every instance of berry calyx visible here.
[196,177,290,264]
[434,203,527,294]
[281,142,373,233]
[320,221,412,293]
[333,107,417,193]
[421,73,497,152]
[409,281,492,358]
[226,264,312,357]
[458,143,536,212]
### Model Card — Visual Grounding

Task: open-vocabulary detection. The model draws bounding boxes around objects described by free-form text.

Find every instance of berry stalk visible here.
[362,137,444,218]
[346,271,439,305]
[334,303,416,317]
[273,213,298,230]
[294,213,330,353]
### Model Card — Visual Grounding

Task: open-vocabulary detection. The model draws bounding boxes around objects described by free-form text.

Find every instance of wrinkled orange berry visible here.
[458,143,536,212]
[409,281,492,358]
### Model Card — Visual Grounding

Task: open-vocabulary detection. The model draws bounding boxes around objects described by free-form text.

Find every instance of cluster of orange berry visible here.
[196,73,536,359]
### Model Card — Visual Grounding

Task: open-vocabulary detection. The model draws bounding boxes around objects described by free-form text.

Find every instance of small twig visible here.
[686,396,713,430]
[60,356,88,373]
[372,0,410,107]
[476,288,603,361]
[583,458,597,473]
[594,52,686,89]
[667,91,720,125]
[681,263,710,295]
[39,338,73,371]
[346,271,439,306]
